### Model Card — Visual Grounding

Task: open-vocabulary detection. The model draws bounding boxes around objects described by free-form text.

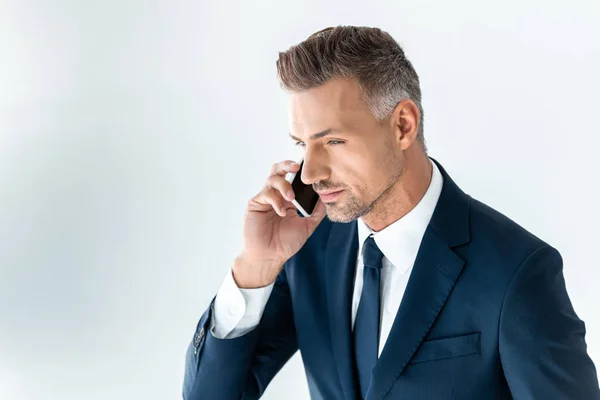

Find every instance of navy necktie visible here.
[353,235,384,398]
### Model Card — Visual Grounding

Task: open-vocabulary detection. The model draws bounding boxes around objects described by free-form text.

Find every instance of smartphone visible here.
[284,156,320,217]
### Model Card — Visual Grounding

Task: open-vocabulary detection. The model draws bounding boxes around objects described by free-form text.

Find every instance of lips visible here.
[317,189,343,195]
[317,189,344,202]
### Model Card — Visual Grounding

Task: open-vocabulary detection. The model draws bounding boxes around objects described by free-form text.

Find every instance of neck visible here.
[361,150,433,232]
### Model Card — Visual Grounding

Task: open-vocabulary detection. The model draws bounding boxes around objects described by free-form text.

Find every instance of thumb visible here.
[306,199,327,229]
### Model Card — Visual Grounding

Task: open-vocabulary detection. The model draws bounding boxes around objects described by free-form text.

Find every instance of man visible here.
[182,25,600,399]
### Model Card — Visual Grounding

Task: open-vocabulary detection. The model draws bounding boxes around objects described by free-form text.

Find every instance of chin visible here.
[324,204,363,224]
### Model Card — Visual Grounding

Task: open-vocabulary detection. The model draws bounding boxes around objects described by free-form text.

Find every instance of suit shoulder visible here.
[466,195,557,266]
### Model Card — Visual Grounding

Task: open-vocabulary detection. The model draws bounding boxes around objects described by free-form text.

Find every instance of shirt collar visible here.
[356,157,444,274]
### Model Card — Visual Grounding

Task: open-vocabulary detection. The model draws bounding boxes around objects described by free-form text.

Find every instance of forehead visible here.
[288,78,373,134]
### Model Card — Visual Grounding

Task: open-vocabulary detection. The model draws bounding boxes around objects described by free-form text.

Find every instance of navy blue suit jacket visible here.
[183,158,600,399]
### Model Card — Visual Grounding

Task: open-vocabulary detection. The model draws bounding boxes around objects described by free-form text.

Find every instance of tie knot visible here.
[362,236,384,270]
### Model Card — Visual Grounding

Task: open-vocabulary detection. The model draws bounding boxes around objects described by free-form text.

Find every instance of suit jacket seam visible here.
[497,243,549,361]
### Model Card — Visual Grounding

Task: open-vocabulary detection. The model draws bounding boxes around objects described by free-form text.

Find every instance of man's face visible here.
[288,78,404,223]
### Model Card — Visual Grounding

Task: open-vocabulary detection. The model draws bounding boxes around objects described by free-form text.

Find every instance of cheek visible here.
[337,158,377,193]
[349,165,388,197]
[344,173,369,197]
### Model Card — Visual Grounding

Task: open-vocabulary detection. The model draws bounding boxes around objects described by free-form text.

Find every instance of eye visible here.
[293,140,345,147]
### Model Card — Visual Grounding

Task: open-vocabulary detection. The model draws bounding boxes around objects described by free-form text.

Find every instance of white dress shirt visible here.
[210,158,444,357]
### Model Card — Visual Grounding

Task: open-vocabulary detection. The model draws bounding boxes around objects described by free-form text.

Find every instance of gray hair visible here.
[276,25,426,152]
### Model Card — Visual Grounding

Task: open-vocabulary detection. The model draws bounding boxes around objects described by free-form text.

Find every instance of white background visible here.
[1,0,599,399]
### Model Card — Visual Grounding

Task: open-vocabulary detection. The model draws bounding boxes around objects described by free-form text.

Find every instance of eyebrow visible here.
[289,129,333,142]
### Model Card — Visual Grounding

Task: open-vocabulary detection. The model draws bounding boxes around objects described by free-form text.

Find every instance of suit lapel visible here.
[325,157,471,400]
[326,220,359,400]
[367,228,465,399]
[367,157,472,400]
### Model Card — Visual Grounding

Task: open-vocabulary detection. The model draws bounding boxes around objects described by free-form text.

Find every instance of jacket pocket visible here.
[408,332,481,365]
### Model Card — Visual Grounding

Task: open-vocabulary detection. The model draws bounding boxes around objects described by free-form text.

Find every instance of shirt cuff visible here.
[210,267,275,339]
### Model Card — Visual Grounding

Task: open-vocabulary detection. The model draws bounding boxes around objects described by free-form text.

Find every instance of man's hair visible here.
[276,25,426,152]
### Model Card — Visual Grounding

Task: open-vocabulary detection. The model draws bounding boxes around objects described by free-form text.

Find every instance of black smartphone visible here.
[284,157,320,217]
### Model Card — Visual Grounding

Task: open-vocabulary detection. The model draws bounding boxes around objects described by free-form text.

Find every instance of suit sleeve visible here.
[499,244,600,399]
[182,265,298,400]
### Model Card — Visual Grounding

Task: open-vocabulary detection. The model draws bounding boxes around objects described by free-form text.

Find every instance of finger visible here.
[254,187,288,217]
[270,160,300,177]
[266,174,295,202]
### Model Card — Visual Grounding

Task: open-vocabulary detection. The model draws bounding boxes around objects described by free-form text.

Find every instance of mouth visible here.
[317,189,344,202]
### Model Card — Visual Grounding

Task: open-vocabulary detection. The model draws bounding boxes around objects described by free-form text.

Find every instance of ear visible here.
[389,99,420,151]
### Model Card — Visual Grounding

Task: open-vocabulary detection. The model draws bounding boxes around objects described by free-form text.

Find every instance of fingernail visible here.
[287,191,294,199]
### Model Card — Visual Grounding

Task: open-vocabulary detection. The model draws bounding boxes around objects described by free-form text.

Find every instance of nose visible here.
[300,152,331,186]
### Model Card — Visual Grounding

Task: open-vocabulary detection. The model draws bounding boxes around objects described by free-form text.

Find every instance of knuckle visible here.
[266,174,277,185]
[267,175,283,190]
[266,187,281,202]
[271,161,287,175]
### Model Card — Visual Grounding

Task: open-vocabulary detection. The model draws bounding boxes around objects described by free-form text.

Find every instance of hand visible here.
[234,160,327,288]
